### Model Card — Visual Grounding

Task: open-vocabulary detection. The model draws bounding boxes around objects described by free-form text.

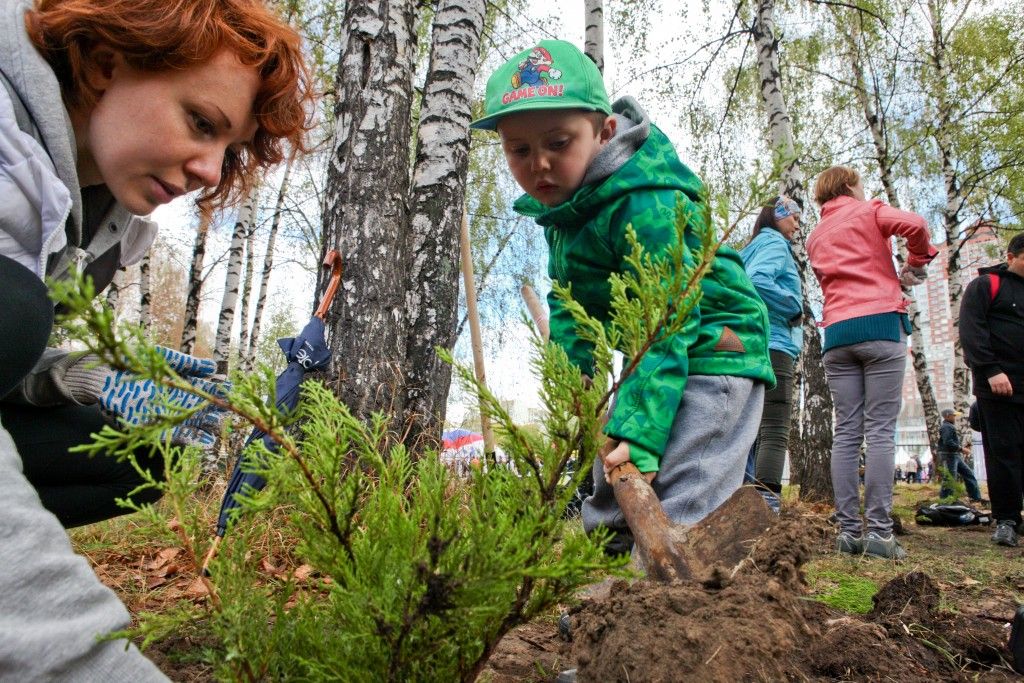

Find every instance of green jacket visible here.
[514,122,774,472]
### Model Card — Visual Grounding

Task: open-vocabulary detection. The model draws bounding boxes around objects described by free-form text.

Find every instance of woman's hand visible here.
[602,440,656,484]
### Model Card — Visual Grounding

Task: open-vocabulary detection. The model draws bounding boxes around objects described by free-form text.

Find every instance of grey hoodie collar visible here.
[580,95,651,187]
[1,0,82,243]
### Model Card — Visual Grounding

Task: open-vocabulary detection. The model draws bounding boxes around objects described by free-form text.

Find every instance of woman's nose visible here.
[184,146,224,191]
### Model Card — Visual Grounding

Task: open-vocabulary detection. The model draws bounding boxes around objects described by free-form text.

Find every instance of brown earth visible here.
[483,510,1021,682]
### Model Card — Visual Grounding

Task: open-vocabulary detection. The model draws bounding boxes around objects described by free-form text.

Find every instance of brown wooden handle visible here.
[314,250,343,320]
[607,459,694,582]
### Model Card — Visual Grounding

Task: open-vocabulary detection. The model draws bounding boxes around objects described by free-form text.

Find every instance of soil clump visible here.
[565,513,1014,681]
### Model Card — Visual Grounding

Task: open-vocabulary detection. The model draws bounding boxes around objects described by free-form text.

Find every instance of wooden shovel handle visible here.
[314,250,343,320]
[606,458,694,582]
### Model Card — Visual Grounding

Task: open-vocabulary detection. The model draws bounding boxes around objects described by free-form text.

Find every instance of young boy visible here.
[470,40,775,542]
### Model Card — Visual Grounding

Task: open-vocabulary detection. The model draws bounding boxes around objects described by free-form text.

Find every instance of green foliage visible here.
[53,191,727,679]
[938,465,967,503]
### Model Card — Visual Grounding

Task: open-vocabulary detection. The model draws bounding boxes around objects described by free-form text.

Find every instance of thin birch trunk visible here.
[248,158,293,370]
[926,0,972,443]
[584,0,604,73]
[214,190,257,374]
[752,0,833,502]
[181,208,212,355]
[844,22,943,459]
[402,0,487,452]
[106,269,122,319]
[139,252,152,330]
[320,0,419,426]
[237,219,257,367]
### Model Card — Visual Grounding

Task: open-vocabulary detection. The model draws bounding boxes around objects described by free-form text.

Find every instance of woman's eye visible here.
[191,112,216,136]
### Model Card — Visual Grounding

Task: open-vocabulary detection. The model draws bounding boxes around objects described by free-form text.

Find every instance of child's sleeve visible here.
[603,194,703,473]
[547,285,596,377]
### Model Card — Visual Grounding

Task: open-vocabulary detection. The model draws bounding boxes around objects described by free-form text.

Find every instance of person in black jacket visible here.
[937,408,985,503]
[960,232,1024,547]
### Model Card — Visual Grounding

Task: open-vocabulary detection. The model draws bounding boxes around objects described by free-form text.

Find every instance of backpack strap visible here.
[989,272,1001,303]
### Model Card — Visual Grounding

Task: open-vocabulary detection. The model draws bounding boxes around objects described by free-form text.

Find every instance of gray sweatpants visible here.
[582,375,764,533]
[823,338,906,536]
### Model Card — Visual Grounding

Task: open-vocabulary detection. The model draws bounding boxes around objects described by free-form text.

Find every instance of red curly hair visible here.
[25,0,313,207]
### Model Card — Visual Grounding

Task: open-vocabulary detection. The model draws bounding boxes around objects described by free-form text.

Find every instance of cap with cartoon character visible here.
[470,39,612,131]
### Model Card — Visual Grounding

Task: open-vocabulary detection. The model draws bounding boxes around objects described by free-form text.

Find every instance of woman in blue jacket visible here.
[740,196,804,508]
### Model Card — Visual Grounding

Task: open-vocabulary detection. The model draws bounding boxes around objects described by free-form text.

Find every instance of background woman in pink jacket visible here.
[807,166,937,560]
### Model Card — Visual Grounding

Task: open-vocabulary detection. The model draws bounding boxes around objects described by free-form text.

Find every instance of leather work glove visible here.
[899,264,928,288]
[63,346,230,449]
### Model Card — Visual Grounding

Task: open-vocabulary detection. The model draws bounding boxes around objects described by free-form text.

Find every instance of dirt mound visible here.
[566,515,1013,682]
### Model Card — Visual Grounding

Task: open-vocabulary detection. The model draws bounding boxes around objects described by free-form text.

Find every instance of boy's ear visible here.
[599,115,617,144]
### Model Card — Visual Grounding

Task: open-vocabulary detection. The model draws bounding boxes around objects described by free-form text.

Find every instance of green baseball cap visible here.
[470,39,612,131]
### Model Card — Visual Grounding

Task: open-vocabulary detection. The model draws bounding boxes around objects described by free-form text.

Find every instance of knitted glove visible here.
[899,264,928,288]
[63,346,229,449]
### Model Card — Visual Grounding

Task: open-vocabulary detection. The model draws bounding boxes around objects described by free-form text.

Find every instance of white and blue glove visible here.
[64,346,230,449]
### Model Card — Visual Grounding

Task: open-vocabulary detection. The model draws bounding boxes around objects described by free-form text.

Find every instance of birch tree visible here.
[181,207,212,355]
[836,7,944,458]
[585,0,605,73]
[214,189,258,374]
[139,251,152,330]
[752,0,833,501]
[237,218,257,367]
[247,158,294,371]
[402,0,488,449]
[319,0,420,425]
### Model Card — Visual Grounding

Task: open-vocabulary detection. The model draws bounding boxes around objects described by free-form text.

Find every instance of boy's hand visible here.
[602,440,656,484]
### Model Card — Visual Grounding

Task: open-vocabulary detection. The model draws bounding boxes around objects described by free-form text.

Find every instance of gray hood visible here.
[0,0,82,244]
[581,95,651,187]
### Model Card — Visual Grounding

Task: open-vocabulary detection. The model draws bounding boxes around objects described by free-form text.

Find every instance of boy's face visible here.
[497,109,615,207]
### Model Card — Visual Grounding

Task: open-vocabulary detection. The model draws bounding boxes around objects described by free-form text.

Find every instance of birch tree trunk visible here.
[320,0,419,425]
[139,252,152,330]
[925,0,972,428]
[181,208,212,355]
[237,219,257,367]
[214,190,257,374]
[106,269,122,320]
[248,158,293,370]
[844,23,943,459]
[402,0,487,451]
[752,0,833,502]
[584,0,604,73]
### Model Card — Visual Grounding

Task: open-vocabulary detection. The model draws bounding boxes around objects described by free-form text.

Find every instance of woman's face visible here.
[776,214,799,240]
[74,48,259,214]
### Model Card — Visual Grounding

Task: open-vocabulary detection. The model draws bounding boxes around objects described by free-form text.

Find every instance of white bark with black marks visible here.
[585,0,604,73]
[248,159,293,371]
[320,0,419,424]
[402,0,487,450]
[753,0,833,502]
[214,190,257,374]
[181,208,211,355]
[138,252,151,330]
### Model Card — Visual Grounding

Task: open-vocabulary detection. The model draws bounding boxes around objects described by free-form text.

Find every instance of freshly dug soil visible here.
[565,514,1016,682]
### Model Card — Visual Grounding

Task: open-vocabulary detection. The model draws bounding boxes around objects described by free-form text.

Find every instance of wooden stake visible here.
[460,211,496,456]
[520,284,549,341]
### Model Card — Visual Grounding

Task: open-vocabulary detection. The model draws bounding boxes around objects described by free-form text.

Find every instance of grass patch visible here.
[806,567,878,614]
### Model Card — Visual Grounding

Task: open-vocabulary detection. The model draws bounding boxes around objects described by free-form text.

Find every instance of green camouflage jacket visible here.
[514,123,774,472]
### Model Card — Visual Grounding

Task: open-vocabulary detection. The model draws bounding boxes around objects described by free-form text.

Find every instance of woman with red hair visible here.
[0,0,311,677]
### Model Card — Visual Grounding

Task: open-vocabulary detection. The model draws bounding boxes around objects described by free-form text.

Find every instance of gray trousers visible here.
[823,338,906,535]
[582,375,764,533]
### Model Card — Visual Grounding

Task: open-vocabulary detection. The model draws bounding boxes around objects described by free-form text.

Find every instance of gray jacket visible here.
[0,3,168,681]
[0,0,157,405]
